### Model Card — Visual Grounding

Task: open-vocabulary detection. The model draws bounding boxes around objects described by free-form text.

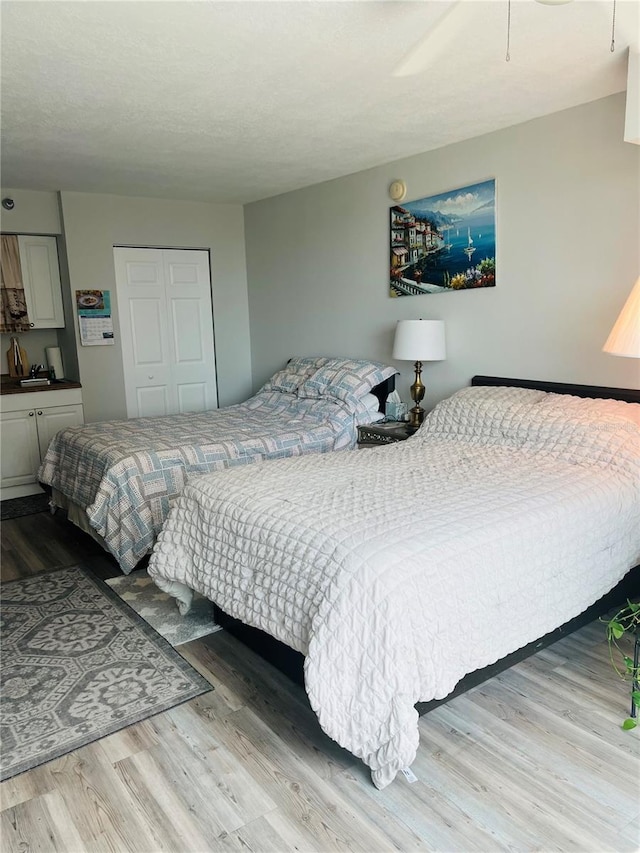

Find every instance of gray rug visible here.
[0,566,211,781]
[106,570,221,646]
[1,492,51,521]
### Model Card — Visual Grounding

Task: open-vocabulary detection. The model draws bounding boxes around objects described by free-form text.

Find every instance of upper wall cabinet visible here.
[17,235,65,328]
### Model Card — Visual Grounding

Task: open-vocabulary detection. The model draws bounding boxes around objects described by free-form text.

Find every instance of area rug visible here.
[1,492,51,521]
[0,566,211,781]
[106,569,221,646]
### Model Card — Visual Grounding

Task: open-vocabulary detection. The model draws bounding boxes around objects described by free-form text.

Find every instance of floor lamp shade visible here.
[392,320,446,361]
[603,277,640,358]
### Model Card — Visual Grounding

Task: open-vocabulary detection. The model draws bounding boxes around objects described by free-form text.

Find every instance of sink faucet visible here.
[29,363,45,379]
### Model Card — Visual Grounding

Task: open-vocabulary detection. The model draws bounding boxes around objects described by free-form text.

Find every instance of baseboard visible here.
[0,484,46,501]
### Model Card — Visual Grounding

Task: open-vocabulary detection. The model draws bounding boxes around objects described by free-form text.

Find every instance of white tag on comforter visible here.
[401,767,418,783]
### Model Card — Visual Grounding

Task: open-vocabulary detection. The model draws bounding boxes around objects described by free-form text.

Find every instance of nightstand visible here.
[357,421,414,447]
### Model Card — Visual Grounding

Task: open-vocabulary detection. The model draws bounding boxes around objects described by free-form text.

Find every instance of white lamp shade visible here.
[603,277,640,358]
[393,319,446,361]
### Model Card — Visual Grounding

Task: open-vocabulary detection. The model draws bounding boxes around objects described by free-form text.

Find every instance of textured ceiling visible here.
[1,0,638,204]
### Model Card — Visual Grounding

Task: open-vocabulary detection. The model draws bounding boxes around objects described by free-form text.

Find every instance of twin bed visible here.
[38,357,397,572]
[39,368,640,788]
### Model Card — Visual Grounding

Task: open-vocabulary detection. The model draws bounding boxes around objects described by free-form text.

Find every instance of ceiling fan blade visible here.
[392,0,479,78]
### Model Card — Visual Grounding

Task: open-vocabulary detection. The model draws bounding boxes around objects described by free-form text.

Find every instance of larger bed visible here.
[147,376,640,788]
[38,356,397,572]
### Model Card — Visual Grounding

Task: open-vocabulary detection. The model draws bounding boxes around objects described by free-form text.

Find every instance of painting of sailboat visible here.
[390,179,496,297]
[463,227,475,261]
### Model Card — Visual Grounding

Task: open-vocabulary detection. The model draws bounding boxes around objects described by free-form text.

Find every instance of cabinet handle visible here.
[148,375,154,379]
[29,411,34,416]
[29,323,35,327]
[37,411,43,416]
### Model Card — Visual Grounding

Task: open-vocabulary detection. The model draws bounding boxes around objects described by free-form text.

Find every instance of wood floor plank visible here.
[219,813,307,853]
[155,713,279,828]
[183,633,356,780]
[199,706,400,853]
[96,718,161,766]
[29,745,166,852]
[1,789,85,853]
[456,688,637,822]
[111,747,221,852]
[0,511,115,582]
[467,680,639,803]
[416,700,633,851]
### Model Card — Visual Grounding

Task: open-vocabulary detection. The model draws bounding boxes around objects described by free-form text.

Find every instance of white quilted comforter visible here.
[148,387,640,788]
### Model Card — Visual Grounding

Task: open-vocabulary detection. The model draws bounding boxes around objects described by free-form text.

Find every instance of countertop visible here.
[1,374,82,395]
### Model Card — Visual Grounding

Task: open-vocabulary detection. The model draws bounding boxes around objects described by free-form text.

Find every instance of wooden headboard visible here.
[471,375,640,405]
[371,374,396,413]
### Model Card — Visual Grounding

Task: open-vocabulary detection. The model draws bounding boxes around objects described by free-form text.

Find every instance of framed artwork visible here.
[390,179,496,297]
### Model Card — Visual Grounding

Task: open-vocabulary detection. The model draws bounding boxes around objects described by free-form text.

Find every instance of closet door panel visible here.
[163,249,218,414]
[115,247,218,418]
[114,248,173,417]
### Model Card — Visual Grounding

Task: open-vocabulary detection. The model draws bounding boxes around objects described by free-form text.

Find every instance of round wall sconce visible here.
[388,180,407,203]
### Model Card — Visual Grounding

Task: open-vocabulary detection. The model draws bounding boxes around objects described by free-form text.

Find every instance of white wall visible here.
[0,188,61,234]
[244,94,640,408]
[59,192,252,422]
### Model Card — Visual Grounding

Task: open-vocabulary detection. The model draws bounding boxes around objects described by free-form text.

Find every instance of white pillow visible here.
[361,393,381,412]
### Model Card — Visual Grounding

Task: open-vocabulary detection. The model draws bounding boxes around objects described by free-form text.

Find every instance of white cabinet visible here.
[0,388,83,499]
[18,235,65,328]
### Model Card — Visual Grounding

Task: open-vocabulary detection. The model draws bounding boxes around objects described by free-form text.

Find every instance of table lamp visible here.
[603,277,640,358]
[392,319,446,430]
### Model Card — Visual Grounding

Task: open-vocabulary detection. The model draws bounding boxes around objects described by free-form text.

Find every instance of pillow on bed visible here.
[360,393,385,422]
[260,357,332,394]
[297,358,398,404]
[361,392,382,412]
[419,385,640,476]
[419,386,549,442]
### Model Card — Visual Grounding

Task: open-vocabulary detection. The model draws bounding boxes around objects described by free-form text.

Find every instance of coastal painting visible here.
[390,179,496,297]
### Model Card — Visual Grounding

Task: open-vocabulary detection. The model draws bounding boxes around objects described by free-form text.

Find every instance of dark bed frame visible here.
[213,375,640,713]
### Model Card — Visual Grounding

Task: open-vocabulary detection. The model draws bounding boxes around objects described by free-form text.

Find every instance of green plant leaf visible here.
[621,718,637,730]
[632,691,640,707]
[609,621,625,639]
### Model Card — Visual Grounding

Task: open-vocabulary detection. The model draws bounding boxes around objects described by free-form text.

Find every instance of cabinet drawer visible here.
[0,388,83,413]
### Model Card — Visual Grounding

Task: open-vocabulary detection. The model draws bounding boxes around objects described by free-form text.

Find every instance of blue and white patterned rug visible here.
[0,566,211,781]
[106,569,221,647]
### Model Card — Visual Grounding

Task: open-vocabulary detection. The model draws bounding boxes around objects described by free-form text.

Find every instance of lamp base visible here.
[408,360,426,431]
[408,403,425,431]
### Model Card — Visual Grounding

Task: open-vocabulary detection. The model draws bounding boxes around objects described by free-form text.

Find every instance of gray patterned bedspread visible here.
[38,390,362,573]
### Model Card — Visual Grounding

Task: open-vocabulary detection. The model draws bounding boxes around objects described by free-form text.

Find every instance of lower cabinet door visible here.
[0,409,41,488]
[36,404,84,459]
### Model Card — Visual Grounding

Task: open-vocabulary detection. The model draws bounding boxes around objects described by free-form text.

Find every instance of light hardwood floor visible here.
[1,509,638,853]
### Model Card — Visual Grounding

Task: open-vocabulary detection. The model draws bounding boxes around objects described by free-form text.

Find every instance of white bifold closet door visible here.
[113,247,218,418]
